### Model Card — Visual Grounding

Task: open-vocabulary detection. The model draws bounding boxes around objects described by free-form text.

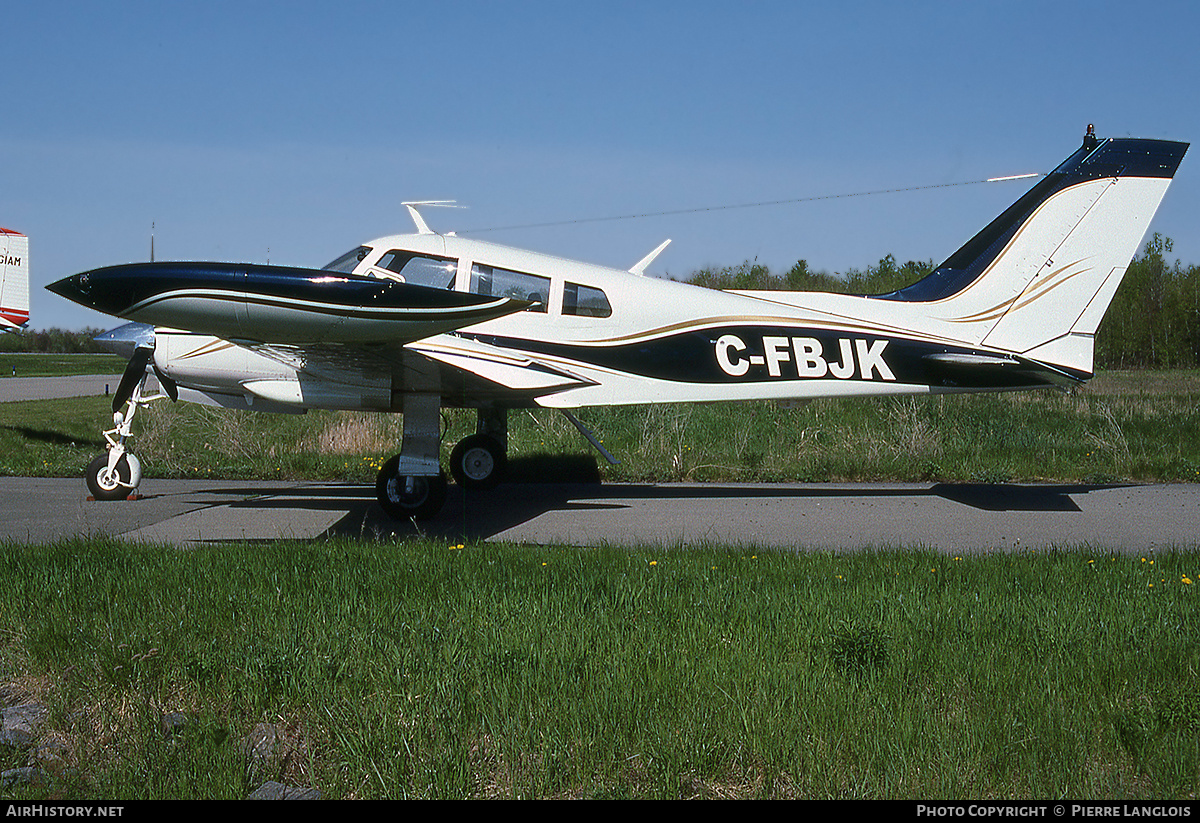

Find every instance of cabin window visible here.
[470,264,549,312]
[322,246,372,273]
[563,282,612,317]
[374,252,458,289]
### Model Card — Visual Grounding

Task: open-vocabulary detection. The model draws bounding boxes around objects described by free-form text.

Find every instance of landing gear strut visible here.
[375,393,449,520]
[375,403,509,520]
[87,367,170,501]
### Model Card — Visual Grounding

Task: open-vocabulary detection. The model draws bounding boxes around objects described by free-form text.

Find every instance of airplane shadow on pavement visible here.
[199,450,1115,543]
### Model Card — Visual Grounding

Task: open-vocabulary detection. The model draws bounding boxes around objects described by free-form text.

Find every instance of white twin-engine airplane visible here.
[48,128,1188,520]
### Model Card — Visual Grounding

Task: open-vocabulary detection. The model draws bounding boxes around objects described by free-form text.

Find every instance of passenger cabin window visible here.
[563,282,612,318]
[470,264,549,312]
[322,246,372,273]
[374,252,457,289]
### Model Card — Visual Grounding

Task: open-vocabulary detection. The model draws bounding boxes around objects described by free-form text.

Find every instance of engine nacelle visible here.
[154,331,392,411]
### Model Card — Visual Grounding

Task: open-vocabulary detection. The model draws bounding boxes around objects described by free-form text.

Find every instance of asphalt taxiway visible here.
[0,374,122,402]
[0,476,1196,552]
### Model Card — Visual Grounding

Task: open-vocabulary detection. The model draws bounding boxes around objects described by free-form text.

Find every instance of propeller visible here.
[112,347,151,413]
[111,346,178,412]
[154,361,178,402]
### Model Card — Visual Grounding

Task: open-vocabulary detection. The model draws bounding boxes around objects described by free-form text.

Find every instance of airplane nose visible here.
[46,272,93,305]
[46,267,137,316]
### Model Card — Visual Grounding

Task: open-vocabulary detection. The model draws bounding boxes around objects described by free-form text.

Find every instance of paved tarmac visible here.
[0,475,1196,552]
[0,374,121,402]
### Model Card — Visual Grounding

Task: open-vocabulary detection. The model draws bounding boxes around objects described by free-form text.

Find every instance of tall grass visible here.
[0,539,1196,799]
[2,371,1198,484]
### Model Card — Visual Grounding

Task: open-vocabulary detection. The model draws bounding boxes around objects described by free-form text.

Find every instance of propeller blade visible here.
[112,347,152,413]
[152,362,178,402]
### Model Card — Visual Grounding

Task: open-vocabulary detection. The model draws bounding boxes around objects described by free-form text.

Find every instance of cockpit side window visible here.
[563,282,612,317]
[470,264,549,312]
[322,246,372,273]
[375,252,458,289]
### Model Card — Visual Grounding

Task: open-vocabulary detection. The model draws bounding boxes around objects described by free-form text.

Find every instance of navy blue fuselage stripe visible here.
[464,328,1082,389]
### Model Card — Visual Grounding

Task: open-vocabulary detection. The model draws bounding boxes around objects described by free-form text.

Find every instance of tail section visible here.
[0,228,30,330]
[882,129,1188,378]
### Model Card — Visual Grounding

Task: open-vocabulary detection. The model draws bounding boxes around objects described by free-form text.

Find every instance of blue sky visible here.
[6,0,1198,330]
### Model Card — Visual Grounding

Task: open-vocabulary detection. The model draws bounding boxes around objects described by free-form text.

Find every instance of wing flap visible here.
[407,335,597,394]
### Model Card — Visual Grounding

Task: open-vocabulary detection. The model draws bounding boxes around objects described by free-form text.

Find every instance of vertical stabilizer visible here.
[0,229,29,330]
[878,131,1187,377]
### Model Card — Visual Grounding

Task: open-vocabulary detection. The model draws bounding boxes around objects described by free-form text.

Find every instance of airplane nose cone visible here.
[47,270,98,307]
[46,266,138,316]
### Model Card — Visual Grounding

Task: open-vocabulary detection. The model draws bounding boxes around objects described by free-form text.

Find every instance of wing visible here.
[239,333,596,409]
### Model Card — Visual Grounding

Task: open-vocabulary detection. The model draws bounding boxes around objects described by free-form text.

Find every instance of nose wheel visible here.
[85,453,139,501]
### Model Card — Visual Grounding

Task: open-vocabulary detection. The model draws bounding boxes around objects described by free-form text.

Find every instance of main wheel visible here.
[375,455,447,520]
[86,453,132,501]
[449,434,506,490]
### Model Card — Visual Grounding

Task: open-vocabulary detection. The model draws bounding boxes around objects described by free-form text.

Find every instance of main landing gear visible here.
[374,399,510,521]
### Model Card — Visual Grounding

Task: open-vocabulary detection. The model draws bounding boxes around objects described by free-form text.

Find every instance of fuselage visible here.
[46,134,1189,414]
[49,230,1073,413]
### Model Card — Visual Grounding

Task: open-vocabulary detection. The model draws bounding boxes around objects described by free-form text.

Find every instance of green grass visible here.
[0,353,123,378]
[2,371,1199,484]
[2,371,1198,798]
[0,539,1196,799]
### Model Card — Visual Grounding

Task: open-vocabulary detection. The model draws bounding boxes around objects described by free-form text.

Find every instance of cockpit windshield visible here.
[322,246,372,273]
[375,251,458,289]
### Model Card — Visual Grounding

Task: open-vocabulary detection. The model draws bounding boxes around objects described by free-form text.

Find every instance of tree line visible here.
[0,326,113,354]
[5,235,1197,369]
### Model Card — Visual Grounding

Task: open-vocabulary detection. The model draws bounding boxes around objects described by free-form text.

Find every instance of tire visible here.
[449,434,506,490]
[375,455,448,520]
[86,453,132,501]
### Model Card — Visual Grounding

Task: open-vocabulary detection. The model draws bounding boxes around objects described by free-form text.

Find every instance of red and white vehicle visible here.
[0,228,29,330]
